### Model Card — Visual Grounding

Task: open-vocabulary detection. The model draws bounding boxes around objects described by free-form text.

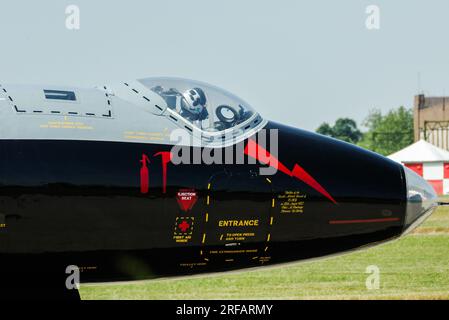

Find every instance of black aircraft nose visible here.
[403,166,438,233]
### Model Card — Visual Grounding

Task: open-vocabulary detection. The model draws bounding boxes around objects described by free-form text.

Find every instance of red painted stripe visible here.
[329,217,400,225]
[244,139,337,204]
[292,164,337,204]
[244,139,292,176]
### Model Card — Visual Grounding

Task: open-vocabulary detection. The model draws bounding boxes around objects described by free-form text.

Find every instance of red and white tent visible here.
[388,140,449,195]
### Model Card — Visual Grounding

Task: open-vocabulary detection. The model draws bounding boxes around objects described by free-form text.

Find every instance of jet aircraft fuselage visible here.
[0,77,437,283]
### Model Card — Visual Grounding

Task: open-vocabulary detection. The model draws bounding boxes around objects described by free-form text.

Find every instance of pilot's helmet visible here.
[181,87,207,115]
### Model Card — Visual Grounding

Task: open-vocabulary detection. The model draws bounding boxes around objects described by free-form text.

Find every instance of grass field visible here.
[80,204,449,300]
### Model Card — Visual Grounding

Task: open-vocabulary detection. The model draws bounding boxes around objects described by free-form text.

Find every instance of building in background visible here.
[414,94,449,150]
[388,139,449,195]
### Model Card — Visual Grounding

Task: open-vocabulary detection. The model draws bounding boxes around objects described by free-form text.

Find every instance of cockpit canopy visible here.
[138,77,264,143]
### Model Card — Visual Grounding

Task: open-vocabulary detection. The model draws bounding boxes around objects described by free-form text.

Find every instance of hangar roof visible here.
[388,140,449,163]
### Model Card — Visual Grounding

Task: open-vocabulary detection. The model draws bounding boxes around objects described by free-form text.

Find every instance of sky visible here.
[1,0,449,131]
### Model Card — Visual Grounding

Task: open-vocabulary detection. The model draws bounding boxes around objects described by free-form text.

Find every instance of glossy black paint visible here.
[0,122,407,283]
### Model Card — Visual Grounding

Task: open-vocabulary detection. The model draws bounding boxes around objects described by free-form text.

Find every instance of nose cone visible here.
[403,166,438,234]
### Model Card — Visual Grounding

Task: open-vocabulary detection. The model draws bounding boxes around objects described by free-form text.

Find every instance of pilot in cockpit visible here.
[179,88,209,123]
[151,86,209,128]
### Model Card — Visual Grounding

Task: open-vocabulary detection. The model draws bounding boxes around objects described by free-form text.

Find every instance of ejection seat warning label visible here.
[278,191,306,214]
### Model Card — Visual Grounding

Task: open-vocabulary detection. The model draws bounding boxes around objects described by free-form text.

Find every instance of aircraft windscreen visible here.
[138,77,257,133]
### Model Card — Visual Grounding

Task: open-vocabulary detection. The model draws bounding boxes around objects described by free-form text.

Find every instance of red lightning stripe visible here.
[291,164,337,204]
[244,139,337,204]
[244,139,292,176]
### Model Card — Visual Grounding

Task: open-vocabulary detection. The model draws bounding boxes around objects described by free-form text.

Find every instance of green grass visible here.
[80,205,449,300]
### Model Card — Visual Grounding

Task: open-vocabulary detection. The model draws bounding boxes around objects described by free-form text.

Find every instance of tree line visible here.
[316,106,414,156]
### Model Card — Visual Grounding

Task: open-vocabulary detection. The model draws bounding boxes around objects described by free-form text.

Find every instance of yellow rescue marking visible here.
[266,178,272,184]
[270,217,274,225]
[207,183,211,190]
[267,234,271,242]
[265,246,269,252]
[204,258,209,262]
[219,219,258,227]
[202,233,206,244]
[123,131,165,142]
[252,256,259,260]
[40,120,93,130]
[207,196,210,205]
[205,213,209,222]
[200,250,203,256]
[220,234,223,241]
[272,198,275,208]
